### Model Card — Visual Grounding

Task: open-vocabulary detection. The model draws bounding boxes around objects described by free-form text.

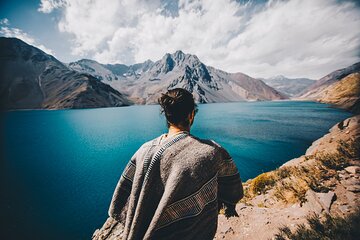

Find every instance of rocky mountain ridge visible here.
[69,50,287,104]
[0,37,288,110]
[68,59,154,81]
[0,37,131,110]
[3,36,358,113]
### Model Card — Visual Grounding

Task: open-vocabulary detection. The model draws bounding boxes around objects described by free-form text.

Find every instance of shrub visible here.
[337,138,360,159]
[250,172,277,195]
[316,152,349,170]
[276,166,293,179]
[273,178,308,204]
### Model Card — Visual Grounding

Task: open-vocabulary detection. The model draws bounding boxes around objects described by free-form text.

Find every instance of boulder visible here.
[302,189,336,213]
[344,166,360,174]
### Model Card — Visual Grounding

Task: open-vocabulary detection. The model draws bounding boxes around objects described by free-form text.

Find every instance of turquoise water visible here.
[0,101,351,239]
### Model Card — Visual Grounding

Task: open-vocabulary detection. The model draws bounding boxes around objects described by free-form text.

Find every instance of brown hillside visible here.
[318,72,360,114]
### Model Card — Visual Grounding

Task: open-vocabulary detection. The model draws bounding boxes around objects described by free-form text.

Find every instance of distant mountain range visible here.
[68,50,287,104]
[0,38,131,110]
[1,37,358,112]
[261,76,315,97]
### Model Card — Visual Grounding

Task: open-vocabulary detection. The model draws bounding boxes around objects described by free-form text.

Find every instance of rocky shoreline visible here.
[93,115,359,240]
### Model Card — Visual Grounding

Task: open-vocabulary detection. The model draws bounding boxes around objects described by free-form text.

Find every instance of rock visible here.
[92,217,124,240]
[281,156,305,167]
[307,115,360,155]
[345,166,360,174]
[317,192,336,212]
[303,189,336,213]
[302,190,324,214]
[340,178,360,193]
[338,171,349,180]
[338,205,350,214]
[224,227,235,234]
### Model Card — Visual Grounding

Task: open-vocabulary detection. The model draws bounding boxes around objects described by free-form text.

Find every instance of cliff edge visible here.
[215,114,359,239]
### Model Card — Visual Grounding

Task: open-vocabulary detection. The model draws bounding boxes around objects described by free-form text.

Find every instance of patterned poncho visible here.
[92,131,243,240]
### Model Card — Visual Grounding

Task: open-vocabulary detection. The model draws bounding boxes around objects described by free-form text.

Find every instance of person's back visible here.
[95,88,243,240]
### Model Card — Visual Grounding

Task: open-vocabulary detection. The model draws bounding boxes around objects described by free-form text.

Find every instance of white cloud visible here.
[0,24,54,55]
[0,18,10,25]
[38,0,67,13]
[41,0,360,79]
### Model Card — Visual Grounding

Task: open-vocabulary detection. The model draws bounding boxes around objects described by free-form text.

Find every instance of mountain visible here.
[261,75,315,97]
[299,62,360,99]
[298,62,360,113]
[68,59,154,81]
[70,50,287,104]
[68,59,121,81]
[0,37,132,110]
[317,72,360,113]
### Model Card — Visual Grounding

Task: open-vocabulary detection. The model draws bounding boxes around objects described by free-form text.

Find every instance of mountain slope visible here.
[68,59,154,81]
[262,75,315,97]
[70,50,287,104]
[299,62,360,99]
[298,62,360,113]
[317,72,360,113]
[68,59,121,81]
[0,37,131,110]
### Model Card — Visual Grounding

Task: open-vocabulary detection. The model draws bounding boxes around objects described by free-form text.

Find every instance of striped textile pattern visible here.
[156,173,218,230]
[143,133,188,182]
[143,140,157,175]
[122,161,136,182]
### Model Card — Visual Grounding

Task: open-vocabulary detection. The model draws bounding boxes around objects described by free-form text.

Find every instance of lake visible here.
[0,101,352,239]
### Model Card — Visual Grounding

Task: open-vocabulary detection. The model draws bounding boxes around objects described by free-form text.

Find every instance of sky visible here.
[0,0,360,79]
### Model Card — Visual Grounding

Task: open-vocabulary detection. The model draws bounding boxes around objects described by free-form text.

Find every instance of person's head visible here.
[158,88,198,130]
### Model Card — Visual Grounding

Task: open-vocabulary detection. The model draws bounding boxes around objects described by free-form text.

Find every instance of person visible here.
[105,88,243,240]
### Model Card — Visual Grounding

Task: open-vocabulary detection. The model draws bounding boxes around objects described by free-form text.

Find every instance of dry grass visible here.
[337,138,360,159]
[273,208,360,240]
[249,172,277,195]
[273,177,309,204]
[316,152,349,170]
[241,138,359,204]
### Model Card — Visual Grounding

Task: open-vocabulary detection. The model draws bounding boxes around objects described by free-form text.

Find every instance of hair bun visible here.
[159,94,176,111]
[158,88,198,128]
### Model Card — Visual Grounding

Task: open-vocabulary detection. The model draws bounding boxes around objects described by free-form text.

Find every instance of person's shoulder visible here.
[139,135,162,149]
[188,135,216,148]
[188,135,231,158]
[132,135,162,158]
[209,139,232,159]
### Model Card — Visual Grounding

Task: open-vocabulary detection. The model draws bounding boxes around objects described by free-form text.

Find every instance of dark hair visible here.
[158,88,198,128]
